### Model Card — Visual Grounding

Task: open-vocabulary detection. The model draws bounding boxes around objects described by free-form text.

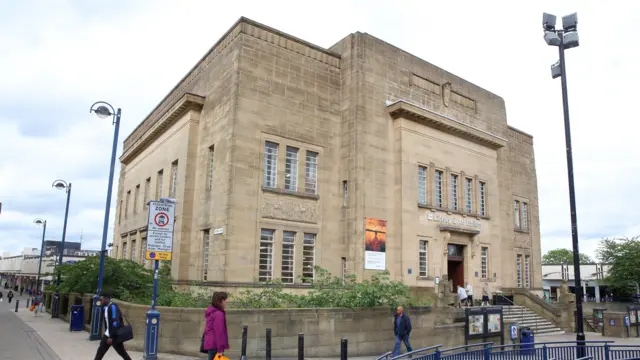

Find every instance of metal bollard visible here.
[340,337,348,360]
[240,325,248,360]
[26,298,30,308]
[15,300,19,312]
[298,333,304,360]
[266,328,272,360]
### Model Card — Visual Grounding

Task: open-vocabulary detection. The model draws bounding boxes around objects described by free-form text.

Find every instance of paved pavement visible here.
[3,295,199,360]
[0,295,60,360]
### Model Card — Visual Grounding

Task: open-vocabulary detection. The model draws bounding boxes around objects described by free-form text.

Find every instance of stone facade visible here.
[112,17,542,294]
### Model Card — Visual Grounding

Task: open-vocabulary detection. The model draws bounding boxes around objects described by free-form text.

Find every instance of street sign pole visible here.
[143,198,175,360]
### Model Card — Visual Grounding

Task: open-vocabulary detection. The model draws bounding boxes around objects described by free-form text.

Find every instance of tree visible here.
[596,236,640,295]
[45,256,174,305]
[542,248,593,265]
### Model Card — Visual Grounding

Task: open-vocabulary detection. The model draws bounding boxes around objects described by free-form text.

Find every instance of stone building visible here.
[113,17,542,294]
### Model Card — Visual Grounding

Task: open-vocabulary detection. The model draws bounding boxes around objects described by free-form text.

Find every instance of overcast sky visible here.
[0,0,638,260]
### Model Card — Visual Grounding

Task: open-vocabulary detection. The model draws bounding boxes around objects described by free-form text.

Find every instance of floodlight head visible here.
[551,61,561,79]
[542,13,557,31]
[562,12,578,31]
[544,31,562,46]
[563,31,580,49]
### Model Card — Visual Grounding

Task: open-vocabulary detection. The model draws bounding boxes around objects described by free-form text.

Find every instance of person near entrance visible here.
[94,293,133,360]
[7,290,13,303]
[457,285,467,308]
[465,282,474,307]
[482,283,490,306]
[392,306,413,356]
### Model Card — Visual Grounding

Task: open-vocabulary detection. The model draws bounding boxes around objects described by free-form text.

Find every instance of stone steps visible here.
[501,305,565,336]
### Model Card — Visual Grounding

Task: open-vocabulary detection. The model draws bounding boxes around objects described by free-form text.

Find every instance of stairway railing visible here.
[495,294,541,334]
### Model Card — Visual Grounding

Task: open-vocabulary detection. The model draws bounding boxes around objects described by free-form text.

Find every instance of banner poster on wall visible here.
[364,217,387,270]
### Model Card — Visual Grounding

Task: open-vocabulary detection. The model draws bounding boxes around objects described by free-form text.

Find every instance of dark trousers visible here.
[7,297,12,303]
[94,336,132,360]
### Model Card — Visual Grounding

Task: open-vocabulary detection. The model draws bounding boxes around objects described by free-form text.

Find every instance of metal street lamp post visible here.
[89,101,122,341]
[33,218,47,291]
[51,179,72,318]
[542,12,585,356]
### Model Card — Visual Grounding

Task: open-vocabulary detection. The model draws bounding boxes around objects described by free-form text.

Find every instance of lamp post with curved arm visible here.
[88,101,121,341]
[51,179,72,319]
[33,218,47,291]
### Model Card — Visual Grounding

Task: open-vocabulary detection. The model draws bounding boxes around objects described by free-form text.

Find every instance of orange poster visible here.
[364,218,386,270]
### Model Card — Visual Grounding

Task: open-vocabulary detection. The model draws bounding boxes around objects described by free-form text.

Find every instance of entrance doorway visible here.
[447,244,465,289]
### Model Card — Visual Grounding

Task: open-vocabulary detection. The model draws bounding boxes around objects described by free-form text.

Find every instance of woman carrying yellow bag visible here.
[203,292,230,360]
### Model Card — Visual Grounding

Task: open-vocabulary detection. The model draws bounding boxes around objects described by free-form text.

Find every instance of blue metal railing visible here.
[376,341,640,360]
[387,344,443,360]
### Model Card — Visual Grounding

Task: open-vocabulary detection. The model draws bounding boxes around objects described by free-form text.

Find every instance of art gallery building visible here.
[112,17,542,294]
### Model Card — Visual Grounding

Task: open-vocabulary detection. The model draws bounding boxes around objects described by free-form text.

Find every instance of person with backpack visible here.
[93,293,133,360]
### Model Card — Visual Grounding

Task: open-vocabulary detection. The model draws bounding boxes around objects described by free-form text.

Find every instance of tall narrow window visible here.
[203,229,210,281]
[481,247,488,279]
[418,166,428,205]
[524,255,531,288]
[435,170,444,208]
[450,174,459,211]
[516,255,523,288]
[522,203,528,231]
[302,233,316,282]
[118,200,123,224]
[479,181,486,216]
[281,231,295,284]
[125,191,131,219]
[131,239,137,262]
[285,146,299,191]
[123,242,128,260]
[341,257,347,283]
[305,151,318,194]
[144,178,151,208]
[208,146,215,190]
[465,178,473,213]
[134,185,140,214]
[514,200,521,229]
[170,161,178,198]
[263,142,278,188]
[342,180,348,207]
[419,240,428,277]
[156,170,164,200]
[258,229,274,281]
[141,238,147,264]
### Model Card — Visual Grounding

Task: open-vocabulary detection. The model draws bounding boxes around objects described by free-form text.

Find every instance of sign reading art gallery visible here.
[364,217,386,270]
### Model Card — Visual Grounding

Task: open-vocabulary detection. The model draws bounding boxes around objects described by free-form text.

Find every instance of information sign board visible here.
[145,200,176,261]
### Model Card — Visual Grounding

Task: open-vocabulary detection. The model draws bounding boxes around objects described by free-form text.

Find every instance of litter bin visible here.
[520,328,535,355]
[69,305,84,332]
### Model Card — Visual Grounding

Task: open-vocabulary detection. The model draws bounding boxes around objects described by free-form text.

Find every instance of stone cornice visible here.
[120,93,205,164]
[122,17,341,154]
[386,99,507,150]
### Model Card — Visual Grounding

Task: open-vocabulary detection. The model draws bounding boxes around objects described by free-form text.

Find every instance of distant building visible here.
[542,264,610,302]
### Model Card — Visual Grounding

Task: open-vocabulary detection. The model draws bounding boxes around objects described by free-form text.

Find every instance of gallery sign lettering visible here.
[427,213,481,229]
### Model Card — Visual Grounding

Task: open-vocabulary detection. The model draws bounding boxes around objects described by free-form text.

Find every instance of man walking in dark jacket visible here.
[94,293,132,360]
[392,306,413,356]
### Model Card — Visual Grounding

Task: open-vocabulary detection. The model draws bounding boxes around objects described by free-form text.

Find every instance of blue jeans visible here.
[393,334,413,356]
[207,350,217,360]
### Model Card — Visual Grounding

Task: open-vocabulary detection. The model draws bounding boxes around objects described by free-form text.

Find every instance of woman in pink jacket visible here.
[203,292,230,360]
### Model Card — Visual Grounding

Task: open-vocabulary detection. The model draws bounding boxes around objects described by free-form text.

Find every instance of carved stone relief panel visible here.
[261,192,318,223]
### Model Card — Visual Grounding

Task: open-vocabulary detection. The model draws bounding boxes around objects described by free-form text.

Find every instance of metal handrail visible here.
[388,344,442,360]
[496,293,541,335]
[438,342,493,354]
[375,351,393,360]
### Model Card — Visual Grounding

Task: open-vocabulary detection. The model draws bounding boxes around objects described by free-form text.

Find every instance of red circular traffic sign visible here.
[154,212,169,227]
